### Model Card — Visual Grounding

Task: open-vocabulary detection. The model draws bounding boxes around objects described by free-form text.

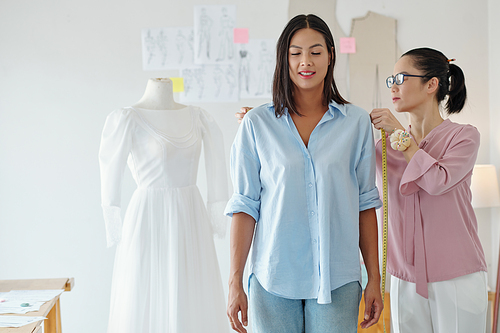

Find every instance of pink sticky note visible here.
[233,28,249,44]
[340,37,356,54]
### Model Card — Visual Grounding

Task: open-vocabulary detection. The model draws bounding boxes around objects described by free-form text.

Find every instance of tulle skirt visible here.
[107,186,229,333]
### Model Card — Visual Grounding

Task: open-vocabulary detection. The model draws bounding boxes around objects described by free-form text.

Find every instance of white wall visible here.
[0,0,494,332]
[488,0,500,292]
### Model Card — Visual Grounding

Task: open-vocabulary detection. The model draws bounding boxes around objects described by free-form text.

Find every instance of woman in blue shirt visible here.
[225,14,382,333]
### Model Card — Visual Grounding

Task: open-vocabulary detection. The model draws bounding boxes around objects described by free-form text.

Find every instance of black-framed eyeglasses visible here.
[386,73,430,88]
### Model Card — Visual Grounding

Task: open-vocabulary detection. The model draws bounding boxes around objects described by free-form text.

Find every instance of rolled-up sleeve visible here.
[224,115,262,223]
[356,115,382,211]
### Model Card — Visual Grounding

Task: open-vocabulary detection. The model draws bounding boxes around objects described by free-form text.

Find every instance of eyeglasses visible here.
[386,73,430,88]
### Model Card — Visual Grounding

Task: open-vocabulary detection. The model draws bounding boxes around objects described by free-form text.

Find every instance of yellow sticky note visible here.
[170,77,184,92]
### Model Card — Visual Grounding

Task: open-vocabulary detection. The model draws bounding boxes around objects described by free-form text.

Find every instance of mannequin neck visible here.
[132,78,186,110]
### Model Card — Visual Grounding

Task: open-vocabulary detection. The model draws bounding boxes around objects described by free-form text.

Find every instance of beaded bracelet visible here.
[389,129,411,151]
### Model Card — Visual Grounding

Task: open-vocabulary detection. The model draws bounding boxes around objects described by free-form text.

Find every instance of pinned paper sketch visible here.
[180,65,238,102]
[142,27,194,70]
[194,5,237,65]
[238,39,275,99]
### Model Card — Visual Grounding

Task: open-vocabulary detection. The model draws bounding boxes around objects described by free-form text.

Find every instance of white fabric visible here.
[102,205,122,247]
[99,106,229,333]
[390,272,488,333]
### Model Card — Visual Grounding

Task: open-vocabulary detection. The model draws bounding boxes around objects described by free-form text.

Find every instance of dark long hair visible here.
[272,14,348,117]
[402,47,467,115]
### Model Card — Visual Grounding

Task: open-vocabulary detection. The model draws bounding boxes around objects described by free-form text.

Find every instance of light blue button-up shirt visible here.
[224,101,381,304]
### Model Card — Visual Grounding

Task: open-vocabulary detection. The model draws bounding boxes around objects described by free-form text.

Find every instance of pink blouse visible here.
[375,119,487,298]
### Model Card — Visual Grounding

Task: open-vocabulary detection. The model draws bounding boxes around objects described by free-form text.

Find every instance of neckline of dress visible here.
[132,105,191,112]
[128,106,197,143]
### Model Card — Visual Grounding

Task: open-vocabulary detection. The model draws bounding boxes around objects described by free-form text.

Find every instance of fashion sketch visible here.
[239,45,250,94]
[142,27,194,70]
[238,39,275,99]
[216,7,234,61]
[197,8,212,60]
[144,30,156,65]
[194,5,236,65]
[180,65,238,102]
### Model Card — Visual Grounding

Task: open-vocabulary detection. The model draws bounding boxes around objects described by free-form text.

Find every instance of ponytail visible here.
[446,63,467,114]
[402,47,467,115]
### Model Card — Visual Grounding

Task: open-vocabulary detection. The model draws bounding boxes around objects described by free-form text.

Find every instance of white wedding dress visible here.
[99,106,229,333]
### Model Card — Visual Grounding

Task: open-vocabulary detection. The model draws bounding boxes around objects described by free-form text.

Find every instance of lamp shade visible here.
[471,164,500,208]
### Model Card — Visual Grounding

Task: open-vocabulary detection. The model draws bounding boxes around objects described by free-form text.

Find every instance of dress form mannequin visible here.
[132,78,186,110]
[99,78,229,332]
[132,78,190,136]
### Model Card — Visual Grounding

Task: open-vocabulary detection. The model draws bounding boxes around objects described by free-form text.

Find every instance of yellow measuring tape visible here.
[380,129,388,333]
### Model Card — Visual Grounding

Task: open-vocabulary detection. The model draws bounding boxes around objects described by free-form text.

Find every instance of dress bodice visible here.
[99,105,228,247]
[126,107,202,189]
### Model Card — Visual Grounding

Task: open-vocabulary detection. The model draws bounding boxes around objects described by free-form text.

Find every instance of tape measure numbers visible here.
[381,129,389,333]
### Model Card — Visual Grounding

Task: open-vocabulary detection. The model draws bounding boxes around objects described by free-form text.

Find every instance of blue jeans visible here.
[248,274,361,333]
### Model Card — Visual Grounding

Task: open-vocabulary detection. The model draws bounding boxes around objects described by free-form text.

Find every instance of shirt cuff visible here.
[224,193,260,223]
[400,149,436,195]
[359,187,382,211]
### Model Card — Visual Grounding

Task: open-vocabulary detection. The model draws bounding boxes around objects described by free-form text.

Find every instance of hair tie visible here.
[447,58,456,62]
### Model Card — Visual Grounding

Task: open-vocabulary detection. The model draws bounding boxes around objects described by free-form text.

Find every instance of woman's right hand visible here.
[227,282,249,333]
[235,107,253,124]
[370,108,404,133]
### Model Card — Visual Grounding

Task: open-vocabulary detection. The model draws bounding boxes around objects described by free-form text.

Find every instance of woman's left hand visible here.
[370,108,404,133]
[360,280,383,328]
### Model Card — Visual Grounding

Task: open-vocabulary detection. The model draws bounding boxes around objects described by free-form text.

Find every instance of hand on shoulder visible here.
[235,107,253,124]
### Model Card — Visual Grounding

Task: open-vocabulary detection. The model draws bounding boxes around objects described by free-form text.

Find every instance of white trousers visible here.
[390,271,488,333]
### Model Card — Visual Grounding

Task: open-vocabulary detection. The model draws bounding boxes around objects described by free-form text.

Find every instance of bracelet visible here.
[389,129,411,151]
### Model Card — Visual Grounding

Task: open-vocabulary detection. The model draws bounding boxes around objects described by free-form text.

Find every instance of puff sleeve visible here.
[98,108,135,247]
[199,108,230,238]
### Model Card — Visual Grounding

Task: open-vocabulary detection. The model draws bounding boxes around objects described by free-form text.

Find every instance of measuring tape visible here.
[380,129,388,333]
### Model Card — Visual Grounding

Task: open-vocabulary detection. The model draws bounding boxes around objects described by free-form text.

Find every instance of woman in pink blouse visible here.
[370,47,487,332]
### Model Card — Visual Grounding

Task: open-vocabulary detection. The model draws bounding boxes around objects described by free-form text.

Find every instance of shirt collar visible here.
[327,100,347,117]
[268,101,348,118]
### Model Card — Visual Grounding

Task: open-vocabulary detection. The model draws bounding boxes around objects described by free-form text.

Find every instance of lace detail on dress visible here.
[102,206,123,247]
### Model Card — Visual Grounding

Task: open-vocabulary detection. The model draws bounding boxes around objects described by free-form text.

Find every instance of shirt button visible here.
[311,211,315,216]
[308,183,313,188]
[312,239,317,244]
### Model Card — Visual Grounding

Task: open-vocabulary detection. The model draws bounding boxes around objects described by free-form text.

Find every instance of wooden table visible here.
[0,278,74,333]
